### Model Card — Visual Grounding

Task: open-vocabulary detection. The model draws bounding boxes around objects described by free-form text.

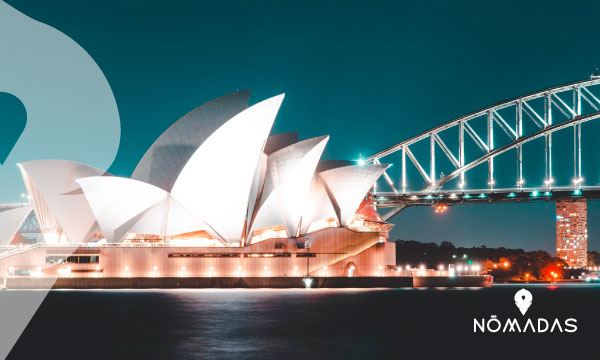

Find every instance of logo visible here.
[474,288,578,333]
[0,1,120,201]
[514,288,532,315]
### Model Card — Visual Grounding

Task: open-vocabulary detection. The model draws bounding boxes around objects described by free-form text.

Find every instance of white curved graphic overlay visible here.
[0,2,121,359]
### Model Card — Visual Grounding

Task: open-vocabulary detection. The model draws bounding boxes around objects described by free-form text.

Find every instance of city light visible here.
[348,265,355,278]
[32,267,43,277]
[179,266,188,277]
[207,266,215,277]
[434,203,448,213]
[150,265,159,277]
[57,267,71,276]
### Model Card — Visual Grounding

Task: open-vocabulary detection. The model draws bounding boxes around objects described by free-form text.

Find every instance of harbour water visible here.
[7,284,600,359]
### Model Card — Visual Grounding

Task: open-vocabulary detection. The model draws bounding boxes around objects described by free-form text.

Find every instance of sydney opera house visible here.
[0,91,396,281]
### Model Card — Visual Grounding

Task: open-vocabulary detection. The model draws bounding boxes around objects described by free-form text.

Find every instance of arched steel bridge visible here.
[366,76,600,220]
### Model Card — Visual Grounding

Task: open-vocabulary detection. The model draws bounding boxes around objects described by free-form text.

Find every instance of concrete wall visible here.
[0,228,394,278]
[5,276,414,289]
[413,275,493,288]
[4,276,493,289]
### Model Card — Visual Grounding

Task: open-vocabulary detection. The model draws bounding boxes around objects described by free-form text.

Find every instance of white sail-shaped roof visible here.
[126,198,170,237]
[246,152,268,239]
[122,196,218,239]
[316,159,353,172]
[18,160,106,243]
[245,132,298,239]
[263,132,299,155]
[131,90,250,192]
[76,177,169,242]
[248,136,329,241]
[0,206,33,245]
[77,176,217,242]
[165,197,215,238]
[299,160,352,234]
[299,174,338,234]
[318,164,389,226]
[171,94,285,242]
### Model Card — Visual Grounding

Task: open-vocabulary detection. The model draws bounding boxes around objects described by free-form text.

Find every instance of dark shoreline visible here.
[3,275,492,289]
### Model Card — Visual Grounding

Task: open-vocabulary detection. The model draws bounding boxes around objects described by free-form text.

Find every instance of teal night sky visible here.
[4,0,600,252]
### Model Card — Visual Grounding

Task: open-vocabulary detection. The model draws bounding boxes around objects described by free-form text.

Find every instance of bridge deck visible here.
[373,186,600,207]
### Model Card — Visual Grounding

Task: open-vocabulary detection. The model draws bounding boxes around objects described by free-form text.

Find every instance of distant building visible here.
[556,199,588,268]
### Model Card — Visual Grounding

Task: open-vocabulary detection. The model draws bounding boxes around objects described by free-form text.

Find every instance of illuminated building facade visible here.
[0,90,397,280]
[556,199,588,268]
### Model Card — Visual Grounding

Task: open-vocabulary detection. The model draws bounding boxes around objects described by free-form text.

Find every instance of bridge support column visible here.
[544,93,553,185]
[459,120,465,188]
[487,111,494,187]
[430,135,435,189]
[401,146,406,193]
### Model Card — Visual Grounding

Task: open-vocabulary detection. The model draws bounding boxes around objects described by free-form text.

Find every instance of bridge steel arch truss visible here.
[366,78,600,220]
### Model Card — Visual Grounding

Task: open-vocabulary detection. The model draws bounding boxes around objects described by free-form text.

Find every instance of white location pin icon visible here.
[514,288,533,315]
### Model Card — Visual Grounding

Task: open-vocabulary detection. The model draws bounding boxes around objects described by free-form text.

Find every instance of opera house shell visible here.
[0,90,397,280]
